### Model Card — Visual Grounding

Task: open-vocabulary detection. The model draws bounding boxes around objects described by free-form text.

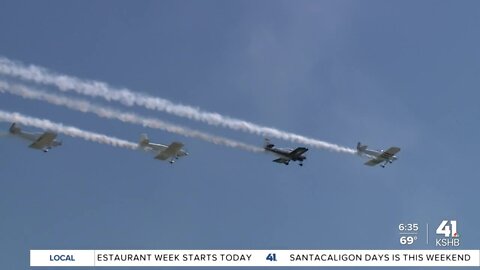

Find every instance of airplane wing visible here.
[380,147,401,159]
[154,142,184,160]
[288,147,308,158]
[273,158,290,164]
[28,132,57,149]
[364,158,383,166]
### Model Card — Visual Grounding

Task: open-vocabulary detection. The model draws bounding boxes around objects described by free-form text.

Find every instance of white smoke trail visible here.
[0,110,138,150]
[0,56,356,154]
[0,81,263,153]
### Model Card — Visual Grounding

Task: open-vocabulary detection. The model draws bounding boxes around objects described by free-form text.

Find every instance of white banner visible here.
[31,250,480,267]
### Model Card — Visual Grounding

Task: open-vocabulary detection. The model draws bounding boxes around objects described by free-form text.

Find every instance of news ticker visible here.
[31,250,480,267]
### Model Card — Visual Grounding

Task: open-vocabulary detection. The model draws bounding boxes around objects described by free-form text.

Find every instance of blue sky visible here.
[0,1,479,269]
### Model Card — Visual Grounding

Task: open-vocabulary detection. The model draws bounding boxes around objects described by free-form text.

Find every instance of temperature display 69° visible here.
[398,223,419,245]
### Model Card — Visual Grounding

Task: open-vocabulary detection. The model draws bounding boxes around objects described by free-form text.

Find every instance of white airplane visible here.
[8,123,62,152]
[264,138,308,166]
[356,142,400,168]
[138,134,188,164]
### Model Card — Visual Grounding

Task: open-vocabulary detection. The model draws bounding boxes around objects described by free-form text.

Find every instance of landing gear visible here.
[169,160,175,164]
[299,163,303,166]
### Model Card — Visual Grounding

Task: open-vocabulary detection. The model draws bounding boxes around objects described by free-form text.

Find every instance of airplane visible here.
[8,122,62,152]
[138,134,188,164]
[356,142,400,168]
[264,138,308,166]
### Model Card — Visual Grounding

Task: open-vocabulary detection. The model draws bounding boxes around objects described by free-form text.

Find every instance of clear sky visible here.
[0,1,479,269]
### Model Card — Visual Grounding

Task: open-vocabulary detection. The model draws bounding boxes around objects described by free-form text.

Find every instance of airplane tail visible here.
[9,122,21,134]
[139,133,150,147]
[264,138,274,149]
[356,142,367,153]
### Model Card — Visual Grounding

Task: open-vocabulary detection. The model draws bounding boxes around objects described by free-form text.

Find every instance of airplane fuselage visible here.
[361,149,398,161]
[138,134,187,164]
[10,130,62,152]
[266,147,306,161]
[140,142,188,157]
[356,142,400,168]
[15,131,40,142]
[140,142,168,153]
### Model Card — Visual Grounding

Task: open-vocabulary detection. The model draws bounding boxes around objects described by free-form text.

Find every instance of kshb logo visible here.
[435,220,460,247]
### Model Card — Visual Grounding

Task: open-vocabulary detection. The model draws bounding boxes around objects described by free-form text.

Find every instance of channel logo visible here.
[435,220,460,247]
